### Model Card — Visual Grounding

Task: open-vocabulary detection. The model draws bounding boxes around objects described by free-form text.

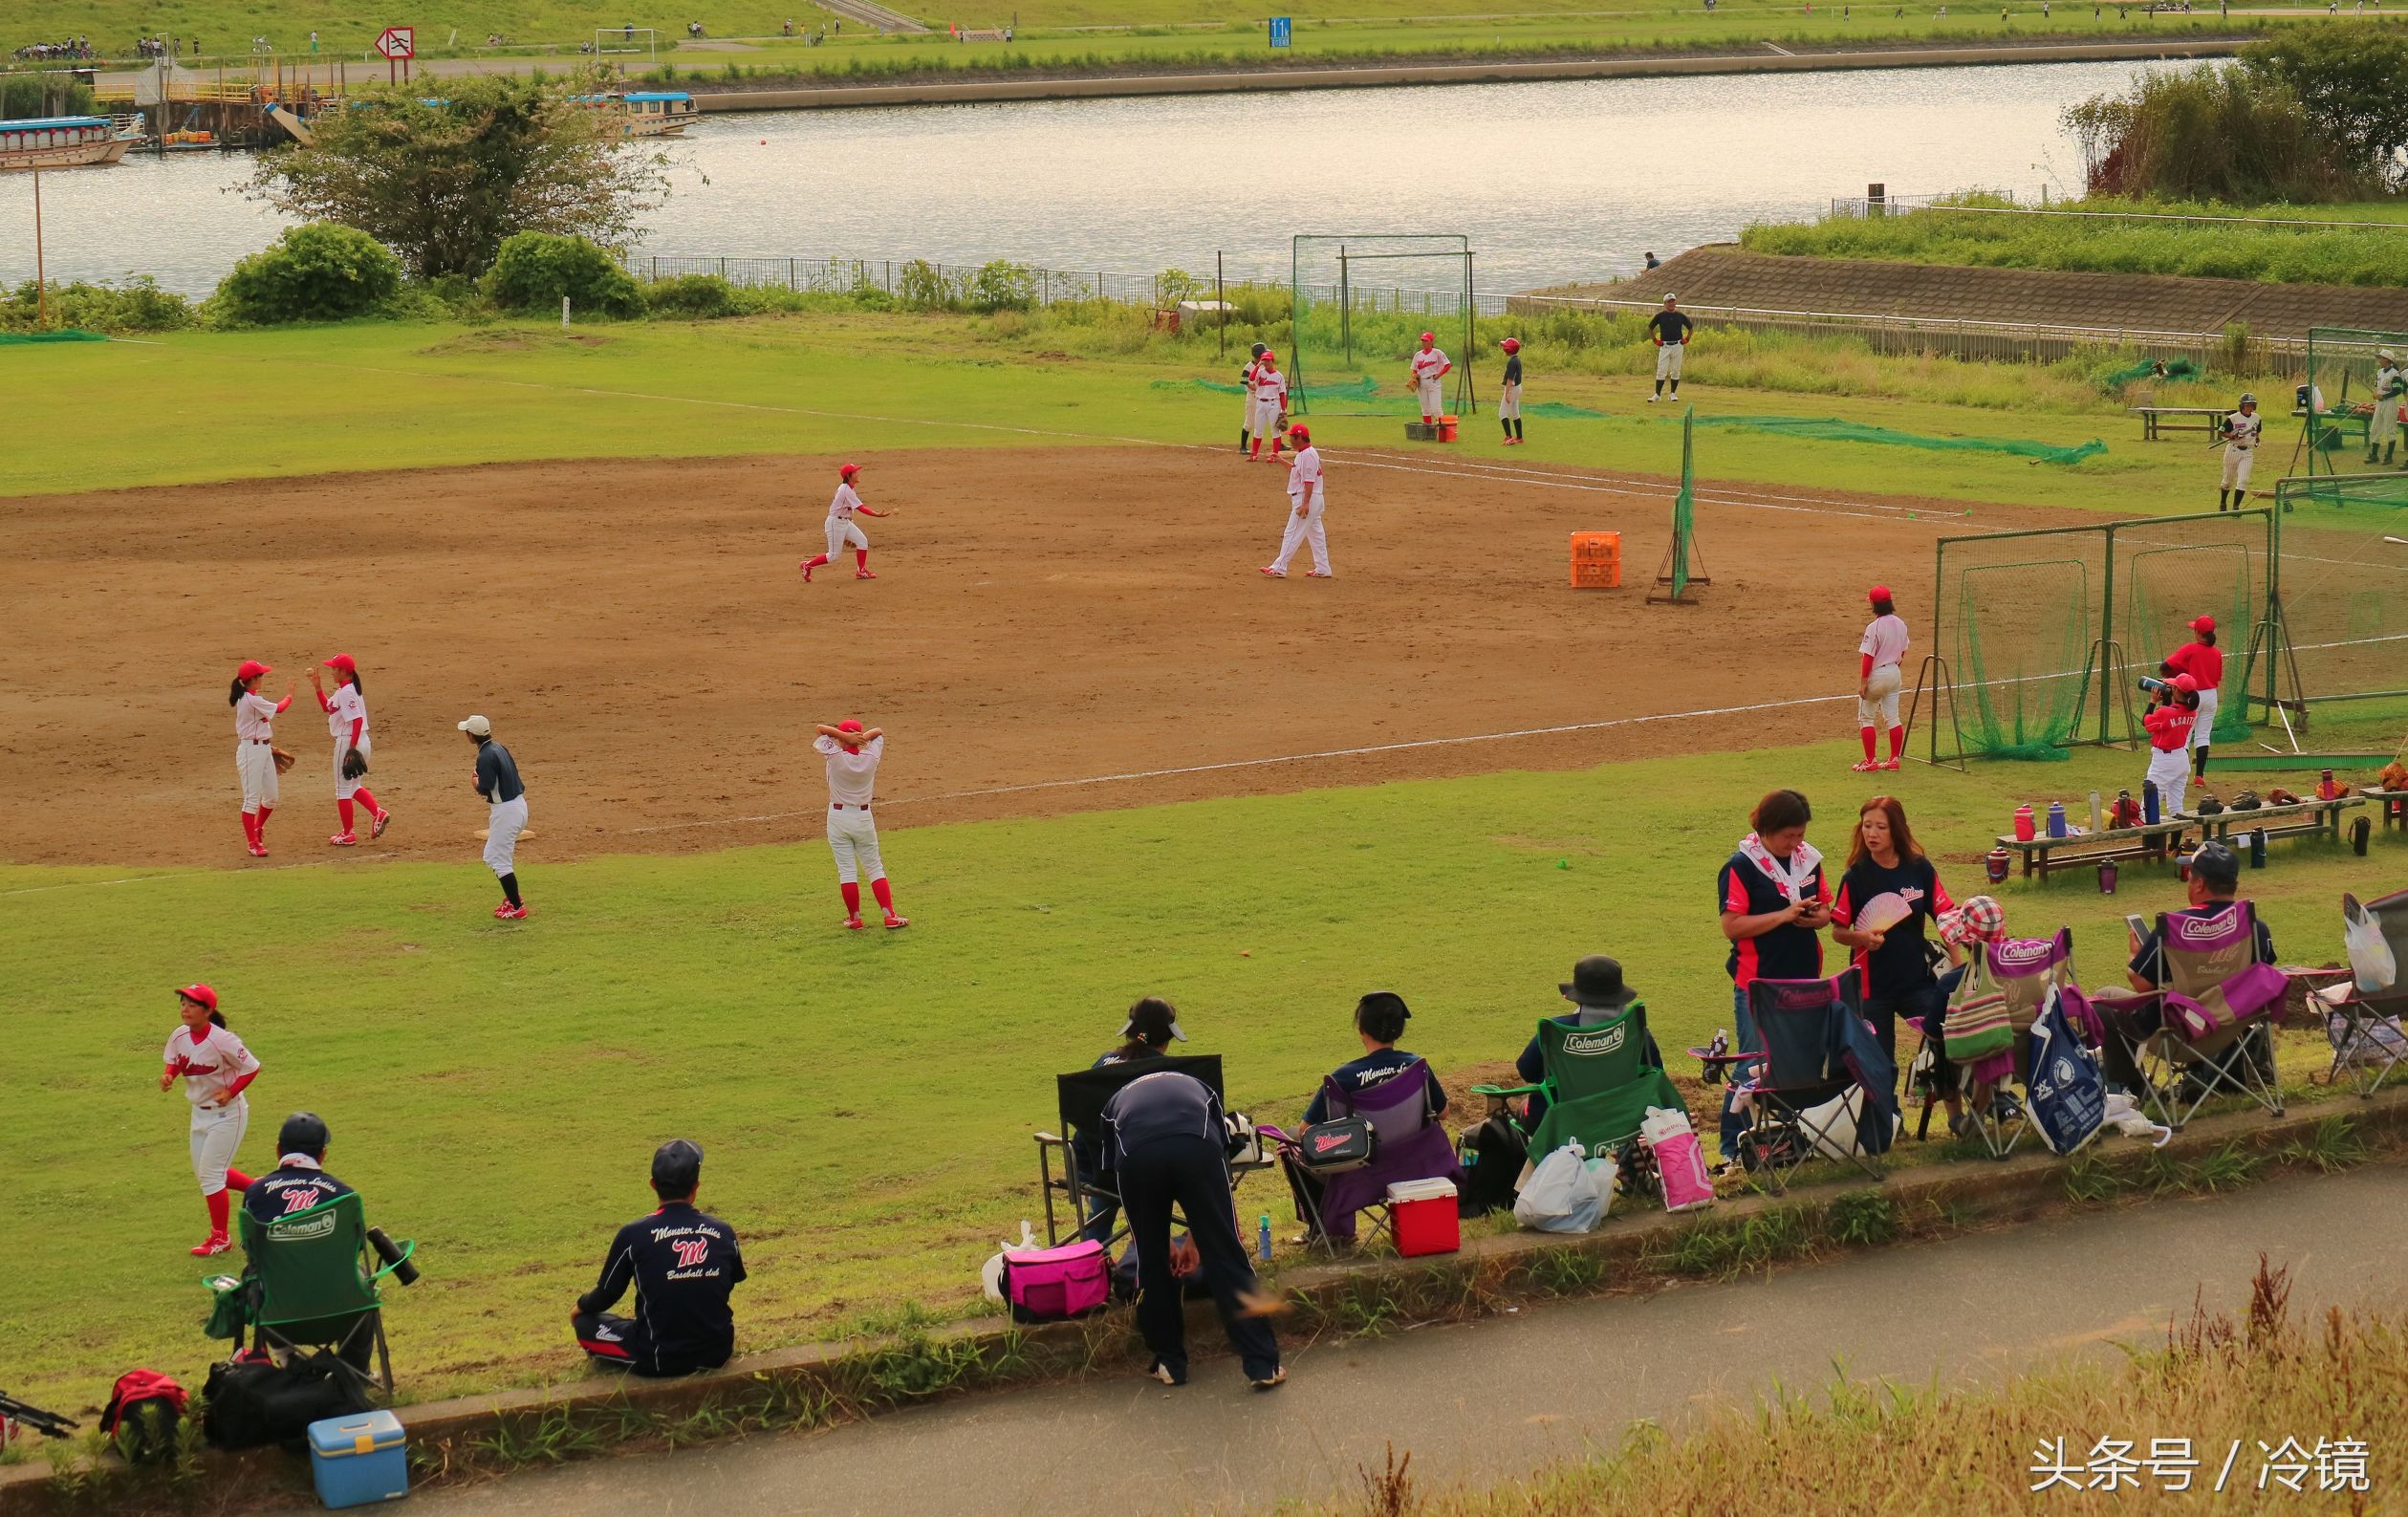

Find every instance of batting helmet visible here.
[839,462,861,479]
[1500,337,1521,353]
[1288,423,1311,442]
[2239,393,2258,406]
[1419,331,1436,343]
[1250,341,1268,358]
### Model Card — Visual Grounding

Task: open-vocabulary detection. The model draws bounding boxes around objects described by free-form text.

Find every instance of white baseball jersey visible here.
[2224,411,2262,448]
[164,1024,260,1107]
[829,483,863,520]
[1288,445,1324,502]
[325,682,367,741]
[815,733,885,806]
[1410,348,1449,383]
[234,691,280,741]
[1252,367,1287,407]
[1859,614,1910,670]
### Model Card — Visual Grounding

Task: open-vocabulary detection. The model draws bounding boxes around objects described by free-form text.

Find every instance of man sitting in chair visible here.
[240,1111,369,1372]
[1514,956,1662,1128]
[573,1139,747,1377]
[2125,840,2278,1084]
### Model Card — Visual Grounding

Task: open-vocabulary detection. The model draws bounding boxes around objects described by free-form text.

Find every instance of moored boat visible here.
[0,114,141,169]
[570,90,698,138]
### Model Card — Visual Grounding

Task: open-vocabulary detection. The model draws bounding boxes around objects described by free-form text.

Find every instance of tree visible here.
[2063,63,2362,203]
[247,70,668,281]
[2244,23,2408,191]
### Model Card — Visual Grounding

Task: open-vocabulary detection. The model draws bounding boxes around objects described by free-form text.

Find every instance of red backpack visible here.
[102,1370,188,1464]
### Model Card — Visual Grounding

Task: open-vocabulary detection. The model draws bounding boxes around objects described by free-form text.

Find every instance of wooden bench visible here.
[2131,405,2226,441]
[1996,820,2191,880]
[2186,795,2365,848]
[2363,788,2408,832]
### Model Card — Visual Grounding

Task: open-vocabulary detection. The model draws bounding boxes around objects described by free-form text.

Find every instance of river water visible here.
[0,58,2143,295]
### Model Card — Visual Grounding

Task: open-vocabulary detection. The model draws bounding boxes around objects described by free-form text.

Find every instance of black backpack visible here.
[203,1352,370,1453]
[1454,1114,1529,1218]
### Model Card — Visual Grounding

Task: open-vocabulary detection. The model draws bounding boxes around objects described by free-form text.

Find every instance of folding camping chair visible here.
[1032,1055,1269,1247]
[1945,928,2079,1159]
[1270,1058,1461,1252]
[1471,1001,1687,1204]
[229,1192,412,1399]
[2319,889,2408,1096]
[2092,901,2289,1131]
[1731,976,1889,1194]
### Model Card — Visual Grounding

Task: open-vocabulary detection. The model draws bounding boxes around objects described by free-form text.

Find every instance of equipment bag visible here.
[1453,1114,1529,1218]
[203,1351,371,1453]
[1942,973,2015,1065]
[2026,990,2108,1156]
[998,1239,1111,1324]
[1294,1115,1375,1172]
[101,1371,188,1464]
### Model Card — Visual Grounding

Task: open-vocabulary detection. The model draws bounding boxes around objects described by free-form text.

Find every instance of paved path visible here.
[423,1164,2408,1516]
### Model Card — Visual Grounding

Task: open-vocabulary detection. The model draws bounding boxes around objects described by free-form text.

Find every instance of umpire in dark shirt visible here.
[573,1139,748,1376]
[1101,1070,1283,1389]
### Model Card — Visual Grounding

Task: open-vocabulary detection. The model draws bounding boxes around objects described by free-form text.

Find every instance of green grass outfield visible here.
[0,313,2330,514]
[9,722,2405,1414]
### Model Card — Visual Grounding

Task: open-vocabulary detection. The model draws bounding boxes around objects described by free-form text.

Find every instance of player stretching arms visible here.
[1408,332,1451,427]
[1247,352,1289,462]
[802,464,897,582]
[816,719,908,930]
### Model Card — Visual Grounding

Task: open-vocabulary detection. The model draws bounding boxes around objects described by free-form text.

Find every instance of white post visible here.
[561,296,571,329]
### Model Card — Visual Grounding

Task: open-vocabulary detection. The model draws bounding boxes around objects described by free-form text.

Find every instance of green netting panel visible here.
[1956,560,2092,761]
[2271,505,2408,705]
[2305,326,2408,478]
[1148,376,1599,417]
[2119,543,2255,743]
[1291,235,1472,418]
[0,329,106,344]
[1670,408,1698,600]
[2275,472,2408,510]
[2100,356,2202,390]
[1690,416,2106,466]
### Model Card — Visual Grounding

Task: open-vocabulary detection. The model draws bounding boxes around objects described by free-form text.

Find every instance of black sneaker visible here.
[1249,1367,1287,1391]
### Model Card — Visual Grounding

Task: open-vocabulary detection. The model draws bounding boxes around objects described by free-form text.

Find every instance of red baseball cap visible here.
[1288,423,1311,441]
[1419,331,1436,343]
[1499,337,1520,353]
[2173,673,2200,693]
[1869,585,1892,603]
[839,463,861,479]
[1260,351,1277,365]
[835,718,863,733]
[2190,615,2216,634]
[236,660,272,681]
[175,983,218,1011]
[322,654,357,674]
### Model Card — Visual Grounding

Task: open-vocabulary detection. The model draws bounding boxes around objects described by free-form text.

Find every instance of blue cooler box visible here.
[307,1410,408,1507]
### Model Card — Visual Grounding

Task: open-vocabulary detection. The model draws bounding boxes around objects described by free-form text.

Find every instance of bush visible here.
[211,223,403,325]
[483,231,644,318]
[966,260,1036,314]
[645,273,740,318]
[895,258,960,312]
[0,275,197,334]
[1,76,96,119]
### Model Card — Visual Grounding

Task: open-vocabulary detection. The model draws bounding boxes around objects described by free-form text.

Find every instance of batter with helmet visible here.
[1238,341,1269,455]
[2216,393,2261,511]
[802,464,897,582]
[1408,333,1451,426]
[309,654,391,848]
[1260,423,1330,578]
[1498,337,1525,444]
[1247,351,1289,463]
[815,718,908,930]
[227,660,295,857]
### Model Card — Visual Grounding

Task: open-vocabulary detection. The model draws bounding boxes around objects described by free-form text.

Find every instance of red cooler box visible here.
[1386,1178,1461,1257]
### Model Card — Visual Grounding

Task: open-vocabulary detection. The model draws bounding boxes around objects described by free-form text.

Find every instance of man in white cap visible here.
[2370,348,2403,467]
[1647,293,1693,402]
[460,714,529,920]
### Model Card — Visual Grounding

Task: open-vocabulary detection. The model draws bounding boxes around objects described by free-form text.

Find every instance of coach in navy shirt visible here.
[574,1139,747,1377]
[1715,790,1830,1162]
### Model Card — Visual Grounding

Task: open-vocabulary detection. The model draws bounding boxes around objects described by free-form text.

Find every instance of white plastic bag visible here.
[1514,1142,1607,1234]
[980,1220,1039,1302]
[2344,893,2398,993]
[1800,1089,1866,1160]
[2100,1092,2172,1147]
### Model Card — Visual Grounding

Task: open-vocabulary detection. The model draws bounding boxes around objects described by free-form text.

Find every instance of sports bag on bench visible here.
[1294,1115,1375,1173]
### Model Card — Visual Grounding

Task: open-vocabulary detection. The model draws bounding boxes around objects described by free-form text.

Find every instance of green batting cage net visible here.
[2303,326,2408,479]
[1291,235,1474,418]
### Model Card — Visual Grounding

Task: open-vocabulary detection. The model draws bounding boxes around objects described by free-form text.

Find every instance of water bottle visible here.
[1257,1214,1272,1263]
[2046,800,2067,838]
[2248,828,2267,869]
[1705,1028,1730,1084]
[2143,779,2161,826]
[366,1225,420,1287]
[2089,790,2103,834]
[2013,803,2035,841]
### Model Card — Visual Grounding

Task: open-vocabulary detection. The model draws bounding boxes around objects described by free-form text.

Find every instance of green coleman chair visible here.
[223,1193,413,1398]
[1471,1003,1687,1201]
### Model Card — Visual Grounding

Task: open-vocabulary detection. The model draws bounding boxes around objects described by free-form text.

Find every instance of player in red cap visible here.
[2159,614,2224,778]
[160,983,260,1256]
[1261,423,1331,578]
[308,654,391,847]
[1247,351,1289,462]
[1497,337,1524,444]
[814,717,907,929]
[802,463,897,583]
[2142,672,2202,815]
[227,660,293,857]
[1408,331,1451,427]
[1855,587,1910,771]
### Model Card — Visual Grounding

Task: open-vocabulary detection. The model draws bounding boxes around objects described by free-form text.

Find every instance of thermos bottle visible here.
[2014,803,2036,841]
[1257,1214,1272,1263]
[2046,801,2067,838]
[2143,780,2160,826]
[2249,828,2267,869]
[2088,790,2103,834]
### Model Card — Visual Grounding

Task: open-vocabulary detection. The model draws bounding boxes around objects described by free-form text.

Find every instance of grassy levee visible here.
[7,722,2405,1417]
[0,309,2329,513]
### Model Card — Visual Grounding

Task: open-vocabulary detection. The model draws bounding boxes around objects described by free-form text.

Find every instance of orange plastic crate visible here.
[1570,531,1622,589]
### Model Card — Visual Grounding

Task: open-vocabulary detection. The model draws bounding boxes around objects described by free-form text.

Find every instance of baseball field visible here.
[6,312,2406,1419]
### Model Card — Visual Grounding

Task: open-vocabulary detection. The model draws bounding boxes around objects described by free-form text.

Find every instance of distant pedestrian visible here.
[1643,249,1660,271]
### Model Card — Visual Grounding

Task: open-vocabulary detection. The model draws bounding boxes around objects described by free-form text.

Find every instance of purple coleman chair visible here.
[1269,1058,1462,1250]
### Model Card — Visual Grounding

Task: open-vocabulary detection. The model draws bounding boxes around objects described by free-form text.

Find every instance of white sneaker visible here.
[1647,394,1660,403]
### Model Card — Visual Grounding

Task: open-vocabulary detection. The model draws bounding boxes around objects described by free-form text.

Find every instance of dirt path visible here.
[0,445,2050,870]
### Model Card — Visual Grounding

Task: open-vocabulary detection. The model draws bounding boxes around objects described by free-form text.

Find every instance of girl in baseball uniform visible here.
[2160,616,2224,778]
[228,660,293,857]
[161,983,260,1257]
[1855,586,1909,772]
[1239,340,1268,454]
[2217,394,2261,511]
[802,463,896,582]
[1247,353,1288,462]
[310,654,391,847]
[1408,333,1450,425]
[815,719,907,930]
[2142,676,2201,816]
[1498,337,1524,444]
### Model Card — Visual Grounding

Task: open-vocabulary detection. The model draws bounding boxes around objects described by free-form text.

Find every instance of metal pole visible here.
[1216,250,1225,362]
[2097,523,2117,746]
[1338,245,1351,369]
[32,167,46,329]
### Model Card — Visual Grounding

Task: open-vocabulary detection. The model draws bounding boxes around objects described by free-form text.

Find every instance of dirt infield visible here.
[0,445,2048,870]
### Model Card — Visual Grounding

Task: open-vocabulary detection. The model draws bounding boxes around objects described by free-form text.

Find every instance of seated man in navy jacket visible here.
[573,1139,747,1376]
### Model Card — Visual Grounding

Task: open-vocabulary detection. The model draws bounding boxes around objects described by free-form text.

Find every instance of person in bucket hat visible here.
[1510,957,1660,1129]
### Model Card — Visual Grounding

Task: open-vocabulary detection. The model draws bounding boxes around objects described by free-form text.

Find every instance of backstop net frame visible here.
[1290,234,1475,418]
[2301,325,2408,484]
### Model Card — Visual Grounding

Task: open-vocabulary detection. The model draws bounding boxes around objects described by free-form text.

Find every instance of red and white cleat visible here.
[1881,759,1901,771]
[1305,571,1333,578]
[191,1232,231,1258]
[855,570,878,580]
[801,562,814,583]
[372,810,392,839]
[882,913,910,930]
[1852,760,1880,773]
[494,902,528,920]
[842,915,867,931]
[1259,567,1286,577]
[247,842,269,858]
[329,832,358,847]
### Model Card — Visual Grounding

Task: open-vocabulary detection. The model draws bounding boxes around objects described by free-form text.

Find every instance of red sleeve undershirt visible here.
[1861,652,1874,678]
[349,717,364,747]
[272,695,293,715]
[223,1070,258,1101]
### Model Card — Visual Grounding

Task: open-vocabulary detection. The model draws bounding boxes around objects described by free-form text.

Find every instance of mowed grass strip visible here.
[8,726,2403,1414]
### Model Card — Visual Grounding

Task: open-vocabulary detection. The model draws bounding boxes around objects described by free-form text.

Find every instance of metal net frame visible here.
[2301,325,2408,482]
[1290,235,1474,418]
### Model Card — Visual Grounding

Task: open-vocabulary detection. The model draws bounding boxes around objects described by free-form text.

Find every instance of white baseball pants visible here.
[334,734,369,800]
[826,516,869,558]
[485,794,529,876]
[190,1098,249,1196]
[1857,662,1902,727]
[1498,383,1521,421]
[2145,746,2191,817]
[1248,397,1285,444]
[1416,377,1443,418]
[2191,686,2220,750]
[1655,343,1686,382]
[2221,445,2255,491]
[1269,497,1330,575]
[2371,399,2400,448]
[236,741,279,813]
[827,804,885,884]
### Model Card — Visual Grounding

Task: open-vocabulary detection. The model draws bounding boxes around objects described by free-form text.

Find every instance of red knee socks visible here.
[871,878,897,912]
[841,881,862,916]
[1888,726,1905,761]
[338,798,356,833]
[803,553,830,573]
[353,786,380,819]
[855,549,869,571]
[256,805,272,837]
[206,1188,231,1236]
[227,1168,254,1192]
[1859,726,1877,763]
[242,811,259,847]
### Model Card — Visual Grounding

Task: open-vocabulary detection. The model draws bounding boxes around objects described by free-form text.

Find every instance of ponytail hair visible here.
[228,677,249,707]
[209,1010,228,1029]
[1870,595,1895,618]
[2199,627,2217,647]
[347,669,364,698]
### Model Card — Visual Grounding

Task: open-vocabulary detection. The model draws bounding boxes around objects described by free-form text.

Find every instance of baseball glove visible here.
[340,748,370,781]
[1275,410,1290,433]
[271,747,296,775]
